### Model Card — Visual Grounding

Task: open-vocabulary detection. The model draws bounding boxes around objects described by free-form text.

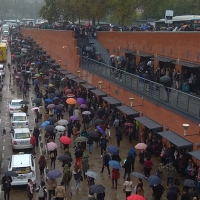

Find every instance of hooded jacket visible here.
[62,164,72,183]
[55,185,66,198]
[82,154,89,171]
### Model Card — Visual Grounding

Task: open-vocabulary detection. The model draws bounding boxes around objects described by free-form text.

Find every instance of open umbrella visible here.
[19,100,29,104]
[75,136,88,143]
[58,154,73,162]
[147,175,161,185]
[109,160,121,169]
[135,143,147,150]
[183,179,196,188]
[159,75,171,84]
[80,104,88,109]
[45,98,53,103]
[88,131,99,138]
[41,121,50,128]
[44,84,48,88]
[56,104,64,110]
[89,184,105,194]
[57,119,68,126]
[85,171,98,179]
[107,146,119,155]
[96,126,104,135]
[33,98,41,104]
[60,136,71,144]
[127,194,145,200]
[3,171,18,177]
[47,104,55,109]
[47,170,62,179]
[95,119,104,124]
[34,73,40,77]
[132,172,146,179]
[46,142,57,151]
[31,107,39,111]
[77,98,86,105]
[47,117,56,123]
[65,88,72,93]
[49,83,54,87]
[49,93,57,99]
[70,116,79,121]
[67,94,75,98]
[34,79,39,85]
[66,98,77,105]
[82,111,91,115]
[52,97,59,101]
[55,125,66,132]
[45,125,55,132]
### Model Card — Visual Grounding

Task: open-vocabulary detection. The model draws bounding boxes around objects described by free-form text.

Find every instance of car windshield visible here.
[12,166,31,174]
[13,116,26,121]
[15,133,30,139]
[11,102,20,106]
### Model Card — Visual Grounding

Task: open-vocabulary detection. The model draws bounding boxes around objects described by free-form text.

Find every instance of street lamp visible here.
[183,123,200,136]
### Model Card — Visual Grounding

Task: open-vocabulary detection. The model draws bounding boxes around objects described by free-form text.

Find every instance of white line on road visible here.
[2,146,5,151]
[1,163,3,169]
[2,154,4,159]
[3,139,5,143]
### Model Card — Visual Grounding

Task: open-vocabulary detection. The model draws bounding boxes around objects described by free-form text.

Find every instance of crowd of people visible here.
[1,30,200,200]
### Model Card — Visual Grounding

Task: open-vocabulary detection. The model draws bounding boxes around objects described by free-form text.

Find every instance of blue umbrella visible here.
[44,84,48,88]
[107,146,119,155]
[109,160,121,169]
[147,175,161,185]
[52,97,59,101]
[45,98,53,103]
[47,169,62,179]
[34,79,39,85]
[41,121,50,127]
[96,126,104,135]
[37,61,41,65]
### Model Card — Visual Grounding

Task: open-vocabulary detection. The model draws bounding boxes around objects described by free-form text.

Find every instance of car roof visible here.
[11,99,23,102]
[11,154,31,167]
[13,112,26,116]
[14,128,30,133]
[0,64,3,67]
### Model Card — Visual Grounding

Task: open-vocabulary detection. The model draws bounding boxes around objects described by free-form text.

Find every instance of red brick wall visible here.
[20,29,200,151]
[97,32,200,64]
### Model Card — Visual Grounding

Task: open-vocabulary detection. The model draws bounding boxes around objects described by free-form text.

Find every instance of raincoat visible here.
[82,154,89,172]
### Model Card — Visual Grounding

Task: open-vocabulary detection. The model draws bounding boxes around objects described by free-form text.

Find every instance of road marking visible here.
[1,163,3,169]
[2,154,4,159]
[3,139,5,143]
[2,146,5,151]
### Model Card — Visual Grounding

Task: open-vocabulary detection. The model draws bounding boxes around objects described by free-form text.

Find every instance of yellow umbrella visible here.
[66,98,77,105]
[49,83,54,87]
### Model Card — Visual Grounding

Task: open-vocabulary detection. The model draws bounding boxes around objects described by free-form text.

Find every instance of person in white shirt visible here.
[123,177,133,198]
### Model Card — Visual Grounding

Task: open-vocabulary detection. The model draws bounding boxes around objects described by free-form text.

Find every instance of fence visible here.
[81,56,200,121]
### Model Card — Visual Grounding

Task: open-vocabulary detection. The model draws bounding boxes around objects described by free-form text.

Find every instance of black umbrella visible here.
[159,75,171,84]
[57,154,73,162]
[19,100,29,104]
[89,184,105,193]
[88,131,99,138]
[183,179,196,188]
[4,171,18,177]
[33,98,42,104]
[56,104,64,110]
[45,125,55,132]
[95,119,104,124]
[47,117,57,123]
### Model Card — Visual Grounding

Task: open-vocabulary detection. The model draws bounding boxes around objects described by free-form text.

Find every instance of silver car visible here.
[9,99,23,116]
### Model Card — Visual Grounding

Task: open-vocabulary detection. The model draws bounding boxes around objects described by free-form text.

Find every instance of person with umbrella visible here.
[111,167,120,189]
[33,126,40,147]
[122,156,132,179]
[99,135,109,157]
[47,178,57,200]
[74,143,83,169]
[128,147,137,172]
[49,143,57,169]
[1,174,12,200]
[30,132,36,155]
[73,165,82,194]
[101,151,111,176]
[152,184,165,200]
[82,154,90,179]
[62,164,72,195]
[136,178,144,195]
[61,149,73,168]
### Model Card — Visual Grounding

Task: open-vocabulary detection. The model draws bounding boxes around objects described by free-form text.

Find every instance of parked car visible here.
[0,64,5,76]
[9,99,23,116]
[11,112,29,128]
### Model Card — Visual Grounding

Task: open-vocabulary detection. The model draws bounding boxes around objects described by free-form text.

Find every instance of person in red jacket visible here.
[111,168,120,189]
[30,133,36,155]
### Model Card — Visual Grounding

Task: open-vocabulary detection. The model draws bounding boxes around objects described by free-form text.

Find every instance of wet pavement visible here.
[0,48,184,200]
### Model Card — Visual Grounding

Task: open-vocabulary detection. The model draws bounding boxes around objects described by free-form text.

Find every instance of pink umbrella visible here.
[135,143,147,150]
[127,194,145,200]
[46,142,57,151]
[67,94,75,98]
[31,107,39,111]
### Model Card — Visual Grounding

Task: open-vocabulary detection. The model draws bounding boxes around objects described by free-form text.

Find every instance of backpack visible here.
[50,152,55,158]
[38,186,45,197]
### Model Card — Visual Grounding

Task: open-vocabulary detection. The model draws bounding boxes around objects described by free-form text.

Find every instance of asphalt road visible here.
[0,44,185,200]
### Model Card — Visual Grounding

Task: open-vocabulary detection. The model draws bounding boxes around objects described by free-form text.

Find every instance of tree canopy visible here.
[39,0,200,25]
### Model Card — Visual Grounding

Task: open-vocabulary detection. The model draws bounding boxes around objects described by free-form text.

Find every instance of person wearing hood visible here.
[82,154,89,179]
[55,181,67,200]
[128,148,137,172]
[62,164,72,195]
[73,165,82,194]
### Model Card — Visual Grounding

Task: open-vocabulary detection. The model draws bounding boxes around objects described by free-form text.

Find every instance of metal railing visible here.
[81,56,200,121]
[88,34,111,65]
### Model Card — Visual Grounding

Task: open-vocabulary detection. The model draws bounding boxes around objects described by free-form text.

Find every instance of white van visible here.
[8,153,36,185]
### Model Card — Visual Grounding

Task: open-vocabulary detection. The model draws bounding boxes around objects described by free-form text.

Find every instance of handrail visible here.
[81,56,200,122]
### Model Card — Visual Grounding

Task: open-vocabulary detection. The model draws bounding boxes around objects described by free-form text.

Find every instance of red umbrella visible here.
[124,123,134,127]
[60,136,71,144]
[127,194,145,200]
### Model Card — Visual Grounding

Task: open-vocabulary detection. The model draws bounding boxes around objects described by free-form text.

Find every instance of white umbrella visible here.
[82,111,91,115]
[55,125,66,132]
[110,55,115,58]
[85,171,98,179]
[46,142,57,151]
[57,119,68,126]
